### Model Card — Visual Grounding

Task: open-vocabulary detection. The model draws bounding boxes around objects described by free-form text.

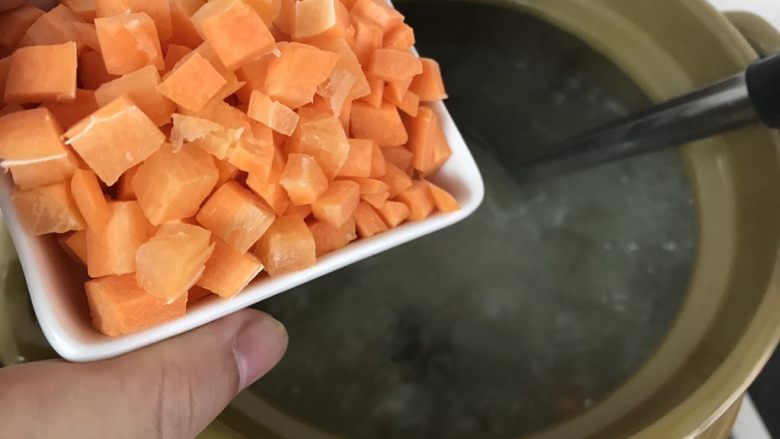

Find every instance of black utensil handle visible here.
[746,53,780,129]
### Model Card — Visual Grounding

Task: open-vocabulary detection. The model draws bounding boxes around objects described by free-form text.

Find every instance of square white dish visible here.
[0,98,484,362]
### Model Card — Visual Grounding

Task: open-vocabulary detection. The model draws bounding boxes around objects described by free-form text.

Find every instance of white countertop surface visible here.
[707,0,780,30]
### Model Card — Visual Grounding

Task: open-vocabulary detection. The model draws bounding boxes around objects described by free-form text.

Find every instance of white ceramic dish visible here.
[0,99,484,362]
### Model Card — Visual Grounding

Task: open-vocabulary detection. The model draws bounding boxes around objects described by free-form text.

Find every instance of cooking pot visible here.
[2,0,779,438]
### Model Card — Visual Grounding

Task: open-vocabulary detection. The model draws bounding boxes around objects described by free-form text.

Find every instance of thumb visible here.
[0,309,287,439]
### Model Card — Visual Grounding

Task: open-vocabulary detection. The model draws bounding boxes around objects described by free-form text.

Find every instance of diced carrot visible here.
[274,0,297,36]
[383,22,414,51]
[316,68,356,115]
[72,22,100,53]
[309,217,356,256]
[0,57,9,104]
[85,200,151,277]
[133,144,218,224]
[353,201,387,238]
[0,5,44,55]
[395,180,433,221]
[235,54,274,103]
[383,76,411,106]
[95,12,164,75]
[18,5,84,50]
[370,142,386,177]
[337,138,373,178]
[359,76,383,108]
[349,177,388,194]
[279,153,329,205]
[95,0,172,42]
[228,121,275,182]
[350,0,403,33]
[381,146,413,171]
[246,147,289,214]
[169,0,205,48]
[183,97,252,133]
[59,229,88,265]
[158,51,226,113]
[339,98,352,133]
[77,50,117,89]
[396,90,419,117]
[254,214,316,276]
[5,42,77,104]
[406,105,451,175]
[287,108,350,179]
[196,180,276,253]
[191,0,275,70]
[244,0,281,27]
[136,223,214,301]
[368,48,422,82]
[381,162,412,197]
[312,180,360,227]
[95,65,175,126]
[163,44,192,72]
[284,203,312,219]
[294,0,337,39]
[409,57,447,101]
[215,159,239,187]
[64,95,165,185]
[310,37,369,100]
[86,274,187,336]
[9,151,80,191]
[425,180,459,213]
[351,101,407,147]
[350,15,382,65]
[70,168,111,231]
[248,90,300,136]
[188,285,212,302]
[115,164,139,200]
[197,239,263,298]
[376,199,409,227]
[12,181,85,235]
[339,0,357,9]
[63,0,97,21]
[264,42,340,109]
[170,113,240,159]
[362,190,388,208]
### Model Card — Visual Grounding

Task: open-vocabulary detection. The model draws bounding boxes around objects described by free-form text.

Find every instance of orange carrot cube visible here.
[85,274,187,336]
[246,150,290,215]
[376,199,410,227]
[264,42,339,108]
[169,0,205,48]
[64,96,165,185]
[158,51,226,113]
[0,107,68,164]
[191,0,275,70]
[196,181,276,253]
[95,65,175,126]
[287,108,350,179]
[136,223,214,301]
[72,22,100,52]
[70,168,111,231]
[312,180,360,227]
[188,285,212,303]
[410,58,447,101]
[245,0,281,26]
[381,146,413,171]
[95,0,173,42]
[310,37,370,100]
[115,164,139,200]
[337,138,373,178]
[350,177,389,195]
[254,214,316,276]
[59,229,88,265]
[294,0,337,39]
[78,50,117,90]
[381,163,412,197]
[133,144,218,225]
[197,239,264,298]
[362,190,388,209]
[368,48,422,82]
[12,181,85,235]
[426,180,459,213]
[284,203,312,219]
[17,5,83,50]
[9,151,80,191]
[383,22,414,51]
[351,101,407,147]
[170,113,239,159]
[396,90,419,117]
[339,98,352,133]
[63,0,97,21]
[370,142,386,177]
[383,76,411,106]
[351,15,382,65]
[214,159,239,187]
[85,200,151,277]
[248,90,300,136]
[353,201,387,238]
[359,76,383,108]
[0,57,9,104]
[309,217,356,256]
[235,54,273,103]
[279,153,329,205]
[395,180,433,221]
[407,106,451,175]
[350,0,403,32]
[0,5,44,55]
[228,121,276,182]
[164,44,192,72]
[5,42,77,104]
[95,12,164,75]
[44,89,99,130]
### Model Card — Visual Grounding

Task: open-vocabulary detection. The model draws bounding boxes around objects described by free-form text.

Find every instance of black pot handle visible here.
[746,53,780,129]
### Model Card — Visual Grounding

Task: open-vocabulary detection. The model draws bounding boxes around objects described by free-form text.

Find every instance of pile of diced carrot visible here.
[0,0,459,337]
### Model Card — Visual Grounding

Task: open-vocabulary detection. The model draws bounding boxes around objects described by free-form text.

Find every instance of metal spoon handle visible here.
[520,53,780,180]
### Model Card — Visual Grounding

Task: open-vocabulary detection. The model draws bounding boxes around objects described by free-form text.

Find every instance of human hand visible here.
[0,309,287,439]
